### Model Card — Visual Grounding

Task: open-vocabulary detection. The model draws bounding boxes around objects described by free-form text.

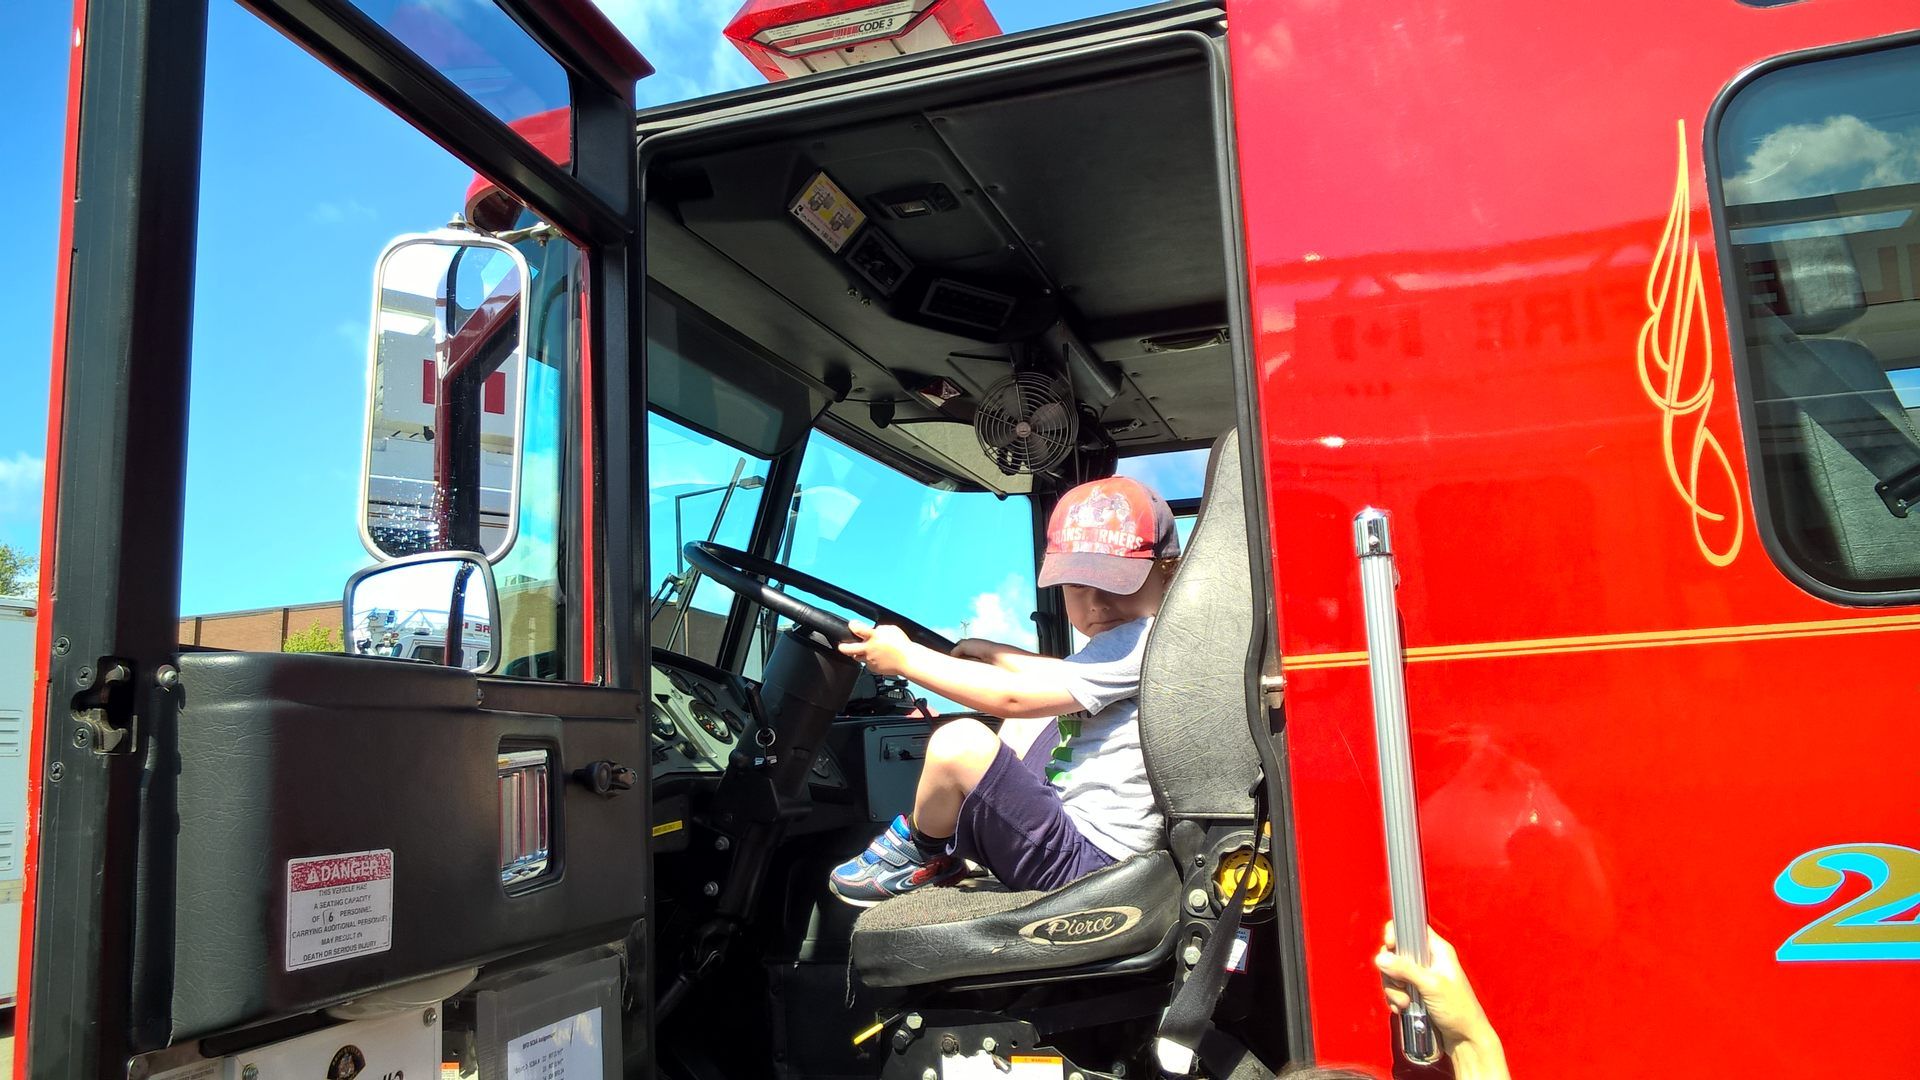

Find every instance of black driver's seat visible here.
[850,428,1261,988]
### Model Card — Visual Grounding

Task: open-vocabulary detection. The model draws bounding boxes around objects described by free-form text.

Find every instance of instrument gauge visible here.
[692,682,718,706]
[689,702,733,744]
[721,709,744,733]
[666,669,694,695]
[647,703,678,742]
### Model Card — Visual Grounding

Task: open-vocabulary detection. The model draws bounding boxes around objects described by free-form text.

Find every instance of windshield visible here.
[647,412,770,663]
[740,432,1037,708]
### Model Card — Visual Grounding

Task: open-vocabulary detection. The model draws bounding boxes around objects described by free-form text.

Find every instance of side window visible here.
[742,433,1036,686]
[1714,41,1920,595]
[1117,447,1209,545]
[645,412,769,664]
[179,1,577,677]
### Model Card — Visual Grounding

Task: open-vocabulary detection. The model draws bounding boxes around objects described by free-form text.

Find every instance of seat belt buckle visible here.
[1875,465,1920,518]
[1155,1034,1198,1077]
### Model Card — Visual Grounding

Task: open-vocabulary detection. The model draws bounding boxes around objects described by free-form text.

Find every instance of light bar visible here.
[724,0,1001,82]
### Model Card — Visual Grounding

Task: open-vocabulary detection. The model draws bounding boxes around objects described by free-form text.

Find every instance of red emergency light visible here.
[724,0,1001,82]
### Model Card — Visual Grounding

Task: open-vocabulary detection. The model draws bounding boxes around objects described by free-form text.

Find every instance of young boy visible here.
[828,476,1180,906]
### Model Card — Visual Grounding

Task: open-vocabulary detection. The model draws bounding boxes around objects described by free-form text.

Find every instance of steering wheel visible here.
[682,542,958,654]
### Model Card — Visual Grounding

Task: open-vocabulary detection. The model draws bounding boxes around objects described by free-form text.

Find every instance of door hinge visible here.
[1259,673,1285,711]
[71,658,138,755]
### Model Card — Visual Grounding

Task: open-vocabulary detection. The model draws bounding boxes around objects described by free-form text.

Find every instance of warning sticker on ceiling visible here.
[790,171,867,253]
[285,849,395,971]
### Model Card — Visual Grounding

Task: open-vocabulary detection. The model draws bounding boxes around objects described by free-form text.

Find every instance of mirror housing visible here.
[344,552,501,673]
[360,232,531,563]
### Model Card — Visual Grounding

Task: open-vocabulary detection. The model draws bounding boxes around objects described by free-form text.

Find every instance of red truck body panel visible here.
[1229,0,1920,1072]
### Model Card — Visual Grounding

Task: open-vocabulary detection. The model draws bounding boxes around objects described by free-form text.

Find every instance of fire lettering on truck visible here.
[286,849,396,972]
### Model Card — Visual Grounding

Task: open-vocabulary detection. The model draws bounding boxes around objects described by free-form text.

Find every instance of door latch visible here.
[71,658,137,755]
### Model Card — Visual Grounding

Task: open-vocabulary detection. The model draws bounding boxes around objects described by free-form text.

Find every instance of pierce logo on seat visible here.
[1019,906,1143,945]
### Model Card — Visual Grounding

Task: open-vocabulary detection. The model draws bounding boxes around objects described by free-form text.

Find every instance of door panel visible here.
[28,1,648,1074]
[168,652,645,1037]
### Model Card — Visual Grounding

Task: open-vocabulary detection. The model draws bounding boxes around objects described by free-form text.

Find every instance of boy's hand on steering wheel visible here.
[838,621,915,676]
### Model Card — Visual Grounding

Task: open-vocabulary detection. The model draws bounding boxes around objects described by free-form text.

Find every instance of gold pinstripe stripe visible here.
[1281,611,1920,671]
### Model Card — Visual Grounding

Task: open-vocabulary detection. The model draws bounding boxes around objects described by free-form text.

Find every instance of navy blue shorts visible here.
[951,733,1116,893]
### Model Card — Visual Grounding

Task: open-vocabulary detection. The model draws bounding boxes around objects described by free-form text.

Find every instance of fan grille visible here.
[974,372,1078,475]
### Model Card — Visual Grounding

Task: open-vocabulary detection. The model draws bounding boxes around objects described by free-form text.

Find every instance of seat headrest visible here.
[1758,234,1865,336]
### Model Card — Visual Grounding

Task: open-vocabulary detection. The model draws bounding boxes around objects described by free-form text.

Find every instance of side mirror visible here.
[344,552,500,673]
[360,232,530,563]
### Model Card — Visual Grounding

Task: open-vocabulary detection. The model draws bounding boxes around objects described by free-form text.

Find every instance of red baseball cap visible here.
[1038,476,1180,594]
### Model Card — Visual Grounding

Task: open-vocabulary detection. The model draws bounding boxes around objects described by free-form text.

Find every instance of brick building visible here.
[179,601,341,652]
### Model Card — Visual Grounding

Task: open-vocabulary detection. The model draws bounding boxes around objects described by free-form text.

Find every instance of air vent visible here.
[0,711,21,757]
[919,278,1016,333]
[498,749,552,889]
[846,227,913,297]
[0,823,18,874]
[1141,327,1230,354]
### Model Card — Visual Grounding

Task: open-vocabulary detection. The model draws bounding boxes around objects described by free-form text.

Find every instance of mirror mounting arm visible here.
[433,289,522,551]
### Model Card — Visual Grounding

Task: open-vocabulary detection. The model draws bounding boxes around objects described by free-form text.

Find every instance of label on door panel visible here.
[507,1006,604,1080]
[149,1062,220,1080]
[285,849,394,971]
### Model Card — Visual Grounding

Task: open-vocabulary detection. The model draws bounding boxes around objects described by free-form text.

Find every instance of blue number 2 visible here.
[1774,844,1920,962]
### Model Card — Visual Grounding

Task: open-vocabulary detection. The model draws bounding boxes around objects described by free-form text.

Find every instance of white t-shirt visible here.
[1046,617,1162,859]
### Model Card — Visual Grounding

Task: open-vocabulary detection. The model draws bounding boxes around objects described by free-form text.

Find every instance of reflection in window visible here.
[350,0,570,151]
[1716,41,1920,594]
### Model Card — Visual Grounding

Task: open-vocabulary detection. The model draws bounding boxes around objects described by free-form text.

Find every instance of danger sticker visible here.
[286,849,394,971]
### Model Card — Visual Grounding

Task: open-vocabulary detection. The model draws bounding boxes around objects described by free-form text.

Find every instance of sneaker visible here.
[828,815,966,907]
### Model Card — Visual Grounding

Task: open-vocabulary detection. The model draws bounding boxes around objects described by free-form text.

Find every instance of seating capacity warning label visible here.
[285,849,395,971]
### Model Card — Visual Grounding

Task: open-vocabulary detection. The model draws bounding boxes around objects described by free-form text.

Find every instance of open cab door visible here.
[26,2,651,1076]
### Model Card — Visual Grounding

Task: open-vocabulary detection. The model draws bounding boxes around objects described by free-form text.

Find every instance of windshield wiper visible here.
[649,458,760,652]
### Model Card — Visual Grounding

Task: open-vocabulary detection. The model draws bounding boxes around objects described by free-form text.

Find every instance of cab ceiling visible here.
[644,56,1233,493]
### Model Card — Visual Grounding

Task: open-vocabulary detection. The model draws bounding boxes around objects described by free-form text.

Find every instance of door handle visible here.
[1354,509,1442,1067]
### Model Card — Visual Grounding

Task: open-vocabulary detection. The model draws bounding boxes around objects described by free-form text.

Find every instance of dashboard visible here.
[646,656,848,790]
[648,662,748,775]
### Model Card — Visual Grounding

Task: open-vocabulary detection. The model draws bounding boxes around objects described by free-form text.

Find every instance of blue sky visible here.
[0,0,1149,629]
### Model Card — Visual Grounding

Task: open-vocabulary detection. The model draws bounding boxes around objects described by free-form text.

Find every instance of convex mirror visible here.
[344,552,500,673]
[361,232,530,563]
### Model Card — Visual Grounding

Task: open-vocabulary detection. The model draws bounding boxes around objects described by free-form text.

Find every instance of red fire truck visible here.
[23,0,1920,1077]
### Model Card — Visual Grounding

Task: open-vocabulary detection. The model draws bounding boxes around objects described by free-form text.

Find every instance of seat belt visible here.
[1155,778,1271,1078]
[1758,320,1920,517]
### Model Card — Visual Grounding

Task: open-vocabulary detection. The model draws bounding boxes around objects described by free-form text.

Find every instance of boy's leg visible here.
[908,717,1001,839]
[996,716,1059,761]
[950,741,1115,892]
[827,718,997,906]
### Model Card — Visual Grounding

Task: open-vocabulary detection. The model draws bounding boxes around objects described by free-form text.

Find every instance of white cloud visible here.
[936,573,1038,651]
[1725,114,1920,205]
[0,453,45,523]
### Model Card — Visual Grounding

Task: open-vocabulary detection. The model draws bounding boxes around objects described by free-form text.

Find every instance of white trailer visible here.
[0,597,33,1008]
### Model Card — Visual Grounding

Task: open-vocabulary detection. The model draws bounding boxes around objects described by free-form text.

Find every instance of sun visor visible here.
[647,284,831,457]
[891,420,1034,496]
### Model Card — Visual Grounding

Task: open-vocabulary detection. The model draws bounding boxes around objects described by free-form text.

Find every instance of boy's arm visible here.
[841,623,1081,719]
[953,637,1054,674]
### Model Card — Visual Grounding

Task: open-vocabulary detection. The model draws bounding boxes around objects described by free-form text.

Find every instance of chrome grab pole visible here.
[1354,508,1442,1067]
